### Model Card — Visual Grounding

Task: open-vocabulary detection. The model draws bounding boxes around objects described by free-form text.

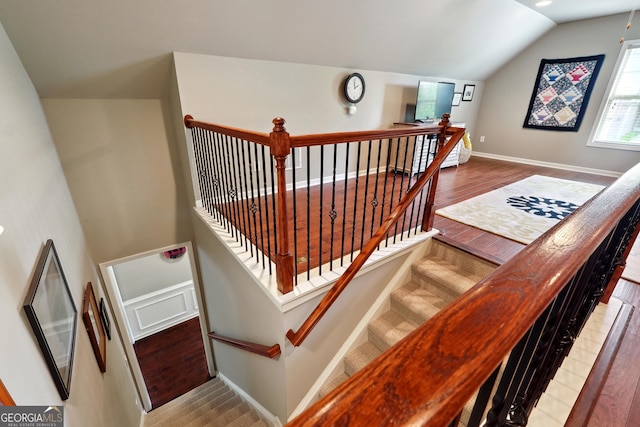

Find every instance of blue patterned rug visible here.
[436,175,605,244]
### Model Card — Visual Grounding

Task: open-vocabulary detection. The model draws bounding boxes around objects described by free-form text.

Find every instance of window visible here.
[588,40,640,150]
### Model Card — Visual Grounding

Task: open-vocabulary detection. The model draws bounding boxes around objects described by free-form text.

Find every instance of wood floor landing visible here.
[435,157,639,426]
[134,317,211,409]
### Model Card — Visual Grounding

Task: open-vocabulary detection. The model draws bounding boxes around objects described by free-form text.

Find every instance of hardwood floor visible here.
[432,156,616,264]
[134,317,211,409]
[433,157,640,426]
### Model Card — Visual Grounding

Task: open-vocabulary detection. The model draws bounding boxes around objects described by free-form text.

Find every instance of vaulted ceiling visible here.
[0,0,636,99]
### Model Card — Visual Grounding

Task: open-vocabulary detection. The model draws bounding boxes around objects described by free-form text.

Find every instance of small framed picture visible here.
[99,298,112,340]
[452,92,462,106]
[83,282,106,372]
[462,84,475,101]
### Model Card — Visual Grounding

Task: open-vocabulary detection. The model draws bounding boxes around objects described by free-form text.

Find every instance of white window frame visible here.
[587,39,640,151]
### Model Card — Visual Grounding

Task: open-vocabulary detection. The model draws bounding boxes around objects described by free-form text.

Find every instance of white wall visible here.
[0,22,140,427]
[113,248,192,301]
[173,52,481,135]
[475,12,640,173]
[41,99,193,264]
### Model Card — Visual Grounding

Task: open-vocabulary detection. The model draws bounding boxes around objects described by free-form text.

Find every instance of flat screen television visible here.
[413,81,455,123]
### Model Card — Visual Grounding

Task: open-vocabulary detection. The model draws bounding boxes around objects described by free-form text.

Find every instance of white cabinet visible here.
[389,122,464,175]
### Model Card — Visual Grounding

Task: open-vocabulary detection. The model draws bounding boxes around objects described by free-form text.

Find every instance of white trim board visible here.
[471,151,622,178]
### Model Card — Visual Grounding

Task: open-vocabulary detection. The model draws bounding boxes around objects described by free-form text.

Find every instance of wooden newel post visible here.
[422,113,450,231]
[270,118,294,294]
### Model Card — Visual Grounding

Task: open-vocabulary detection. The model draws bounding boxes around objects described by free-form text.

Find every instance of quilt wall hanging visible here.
[523,54,604,131]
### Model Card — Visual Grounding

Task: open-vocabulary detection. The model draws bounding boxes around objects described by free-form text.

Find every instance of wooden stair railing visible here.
[0,378,15,406]
[286,120,465,346]
[185,114,462,295]
[287,163,640,426]
[208,332,281,359]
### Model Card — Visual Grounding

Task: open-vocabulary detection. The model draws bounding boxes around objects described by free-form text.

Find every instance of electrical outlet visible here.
[479,136,485,143]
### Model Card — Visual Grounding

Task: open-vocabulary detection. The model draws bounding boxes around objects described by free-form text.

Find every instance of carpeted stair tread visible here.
[368,310,418,351]
[144,377,272,427]
[344,341,382,377]
[318,373,350,398]
[212,400,251,425]
[149,377,223,416]
[172,391,237,425]
[428,240,497,278]
[411,257,485,303]
[314,240,496,412]
[391,282,449,325]
[225,409,266,427]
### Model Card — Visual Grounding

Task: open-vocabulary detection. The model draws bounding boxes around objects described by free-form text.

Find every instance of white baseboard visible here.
[471,151,622,178]
[218,373,283,427]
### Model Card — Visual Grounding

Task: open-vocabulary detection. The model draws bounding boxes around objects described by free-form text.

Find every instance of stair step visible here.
[428,240,497,278]
[318,373,350,398]
[344,341,382,377]
[368,310,417,351]
[225,410,262,427]
[213,400,251,425]
[411,257,485,303]
[391,281,448,325]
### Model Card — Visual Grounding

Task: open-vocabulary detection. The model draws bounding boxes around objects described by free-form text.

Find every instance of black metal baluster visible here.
[329,144,339,270]
[190,128,207,213]
[359,141,373,252]
[215,131,234,233]
[253,143,267,270]
[414,134,436,233]
[350,141,362,262]
[224,134,241,242]
[406,133,428,237]
[261,145,274,274]
[340,142,351,267]
[318,145,324,275]
[246,140,261,265]
[200,128,216,216]
[393,136,410,243]
[386,137,402,243]
[207,129,224,223]
[306,146,311,280]
[205,130,219,218]
[291,147,299,285]
[399,135,416,241]
[232,136,249,250]
[370,139,383,241]
[239,138,254,255]
[380,139,392,247]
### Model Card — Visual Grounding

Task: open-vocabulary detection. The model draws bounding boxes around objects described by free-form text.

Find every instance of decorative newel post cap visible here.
[272,117,286,132]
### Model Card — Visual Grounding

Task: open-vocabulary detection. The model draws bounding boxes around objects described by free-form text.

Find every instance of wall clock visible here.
[343,73,365,104]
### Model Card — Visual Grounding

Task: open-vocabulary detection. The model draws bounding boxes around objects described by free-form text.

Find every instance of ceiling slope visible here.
[0,0,603,99]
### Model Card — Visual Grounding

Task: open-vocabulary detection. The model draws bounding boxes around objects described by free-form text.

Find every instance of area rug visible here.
[436,175,605,244]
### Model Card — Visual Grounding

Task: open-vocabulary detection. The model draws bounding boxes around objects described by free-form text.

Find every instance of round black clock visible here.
[343,73,365,104]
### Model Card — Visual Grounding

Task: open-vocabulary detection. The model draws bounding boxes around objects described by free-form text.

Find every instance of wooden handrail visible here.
[286,119,465,346]
[287,163,640,426]
[184,115,271,145]
[185,114,460,295]
[208,332,281,359]
[0,378,15,406]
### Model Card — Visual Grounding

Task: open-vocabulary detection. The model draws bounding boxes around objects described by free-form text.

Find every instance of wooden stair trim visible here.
[0,379,15,406]
[433,233,504,266]
[565,303,635,427]
[208,332,281,359]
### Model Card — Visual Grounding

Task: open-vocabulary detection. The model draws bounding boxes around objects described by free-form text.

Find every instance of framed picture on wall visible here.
[452,92,462,106]
[462,85,475,101]
[23,239,78,400]
[83,282,107,372]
